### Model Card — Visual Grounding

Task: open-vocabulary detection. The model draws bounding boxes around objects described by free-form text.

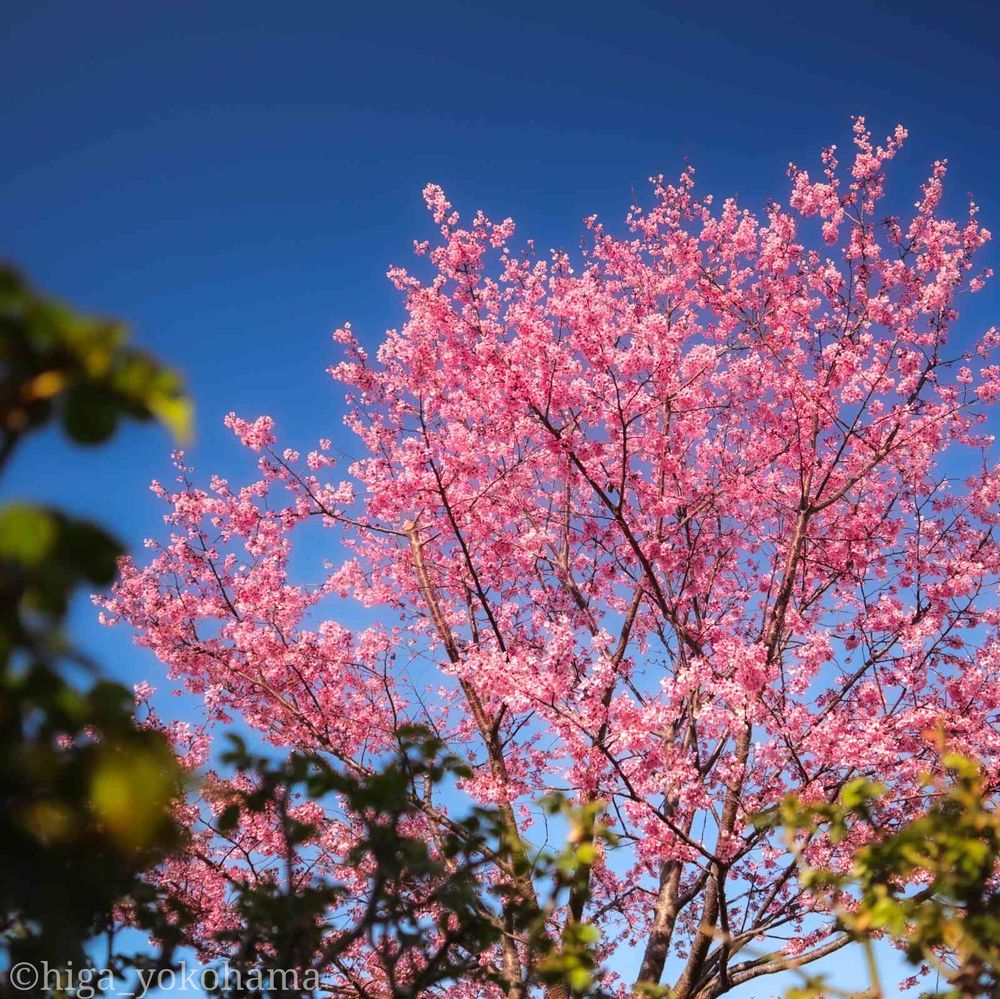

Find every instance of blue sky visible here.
[3,0,999,993]
[4,0,999,583]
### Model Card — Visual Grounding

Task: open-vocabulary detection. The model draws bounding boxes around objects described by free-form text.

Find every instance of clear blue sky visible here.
[3,0,998,992]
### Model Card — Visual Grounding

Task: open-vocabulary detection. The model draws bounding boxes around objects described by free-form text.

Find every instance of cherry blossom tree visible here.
[104,119,1000,998]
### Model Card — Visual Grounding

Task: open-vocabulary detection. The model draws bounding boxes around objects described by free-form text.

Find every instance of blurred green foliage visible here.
[0,264,191,985]
[210,727,614,999]
[212,727,503,998]
[774,750,1000,999]
[0,263,190,452]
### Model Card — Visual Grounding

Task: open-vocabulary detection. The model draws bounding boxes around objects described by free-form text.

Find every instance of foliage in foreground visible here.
[777,747,1000,999]
[0,265,190,977]
[196,728,611,999]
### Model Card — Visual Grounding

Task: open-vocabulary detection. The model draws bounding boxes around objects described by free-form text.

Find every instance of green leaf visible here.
[62,385,120,443]
[0,505,58,565]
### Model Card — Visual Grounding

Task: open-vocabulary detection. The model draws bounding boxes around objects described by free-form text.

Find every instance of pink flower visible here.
[101,121,1000,997]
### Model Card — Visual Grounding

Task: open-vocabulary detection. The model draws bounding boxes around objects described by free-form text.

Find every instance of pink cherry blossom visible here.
[104,121,1000,998]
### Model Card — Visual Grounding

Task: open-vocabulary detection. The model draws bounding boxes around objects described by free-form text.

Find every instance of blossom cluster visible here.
[103,120,999,998]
